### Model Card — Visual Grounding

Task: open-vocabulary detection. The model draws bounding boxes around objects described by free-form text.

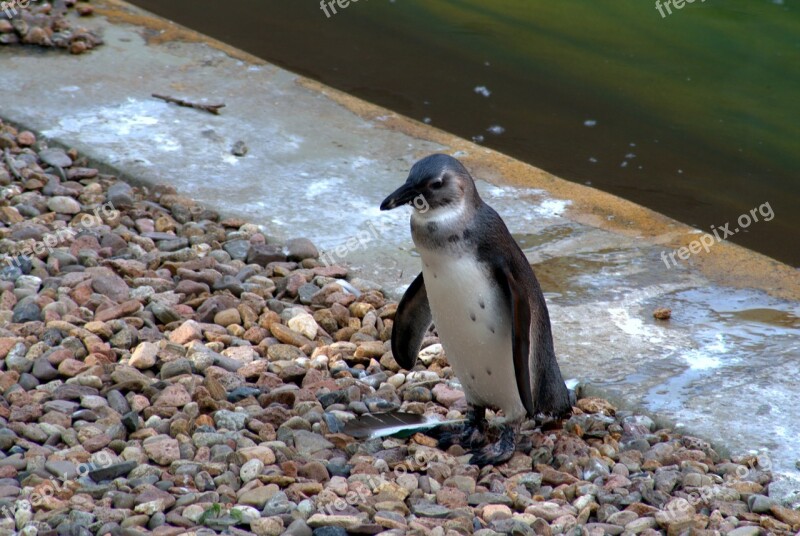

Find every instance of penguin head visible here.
[380,154,479,213]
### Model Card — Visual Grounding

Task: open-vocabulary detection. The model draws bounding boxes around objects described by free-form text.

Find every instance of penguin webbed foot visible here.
[469,424,516,467]
[432,406,487,450]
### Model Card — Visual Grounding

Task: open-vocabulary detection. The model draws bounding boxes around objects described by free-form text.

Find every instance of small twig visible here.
[4,148,22,181]
[152,93,226,115]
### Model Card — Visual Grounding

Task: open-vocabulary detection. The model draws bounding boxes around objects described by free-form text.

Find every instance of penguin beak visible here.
[380,183,418,211]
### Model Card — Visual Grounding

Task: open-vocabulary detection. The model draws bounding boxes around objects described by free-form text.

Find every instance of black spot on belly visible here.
[486,368,492,376]
[479,299,485,309]
[427,222,438,233]
[489,326,495,334]
[470,311,476,322]
[470,374,476,380]
[433,273,438,279]
[448,234,460,243]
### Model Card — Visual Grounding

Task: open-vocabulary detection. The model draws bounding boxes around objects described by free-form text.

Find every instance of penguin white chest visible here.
[417,248,527,421]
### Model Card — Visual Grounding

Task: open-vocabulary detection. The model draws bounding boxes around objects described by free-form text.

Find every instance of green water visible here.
[130,0,800,265]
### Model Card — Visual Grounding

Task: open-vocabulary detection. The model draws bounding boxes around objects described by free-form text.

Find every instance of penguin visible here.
[380,154,572,466]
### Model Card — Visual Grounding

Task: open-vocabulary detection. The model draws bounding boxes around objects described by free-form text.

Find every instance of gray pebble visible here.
[12,300,41,323]
[107,181,135,208]
[285,238,319,262]
[39,148,72,168]
[223,239,251,261]
[214,410,248,431]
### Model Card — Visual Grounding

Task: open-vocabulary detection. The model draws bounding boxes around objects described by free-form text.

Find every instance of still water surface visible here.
[129,0,800,266]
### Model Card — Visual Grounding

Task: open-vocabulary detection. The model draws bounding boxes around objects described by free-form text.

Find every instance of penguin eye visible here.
[430,178,444,190]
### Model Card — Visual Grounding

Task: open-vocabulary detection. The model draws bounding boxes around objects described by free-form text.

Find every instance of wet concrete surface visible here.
[1,0,798,503]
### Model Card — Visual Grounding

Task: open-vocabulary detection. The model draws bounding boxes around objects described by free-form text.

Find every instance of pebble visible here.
[88,460,138,482]
[412,503,452,518]
[215,409,248,430]
[130,341,159,369]
[247,243,286,266]
[224,239,251,260]
[143,435,180,465]
[170,319,203,344]
[47,195,81,214]
[251,517,284,536]
[11,301,40,323]
[108,181,135,207]
[726,528,762,536]
[239,485,280,508]
[432,382,466,408]
[39,148,73,168]
[288,312,318,340]
[286,237,319,261]
[483,504,512,522]
[214,307,242,327]
[240,458,264,483]
[311,514,369,530]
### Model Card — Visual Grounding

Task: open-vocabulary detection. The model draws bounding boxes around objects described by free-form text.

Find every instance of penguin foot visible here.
[433,406,487,450]
[469,424,516,467]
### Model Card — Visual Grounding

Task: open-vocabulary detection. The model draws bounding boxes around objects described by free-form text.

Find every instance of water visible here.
[128,0,800,266]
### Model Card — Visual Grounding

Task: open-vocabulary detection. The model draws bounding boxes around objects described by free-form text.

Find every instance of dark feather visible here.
[391,272,432,369]
[499,263,536,417]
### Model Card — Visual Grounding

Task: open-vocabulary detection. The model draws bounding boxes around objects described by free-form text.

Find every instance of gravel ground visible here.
[0,121,798,536]
[0,0,101,54]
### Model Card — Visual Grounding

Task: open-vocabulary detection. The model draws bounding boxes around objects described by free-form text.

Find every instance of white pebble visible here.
[288,313,318,340]
[387,373,405,388]
[230,505,260,523]
[418,344,443,365]
[406,370,440,383]
[240,458,264,483]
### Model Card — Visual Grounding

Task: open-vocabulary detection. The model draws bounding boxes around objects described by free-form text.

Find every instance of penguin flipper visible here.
[391,272,432,370]
[497,263,537,418]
